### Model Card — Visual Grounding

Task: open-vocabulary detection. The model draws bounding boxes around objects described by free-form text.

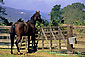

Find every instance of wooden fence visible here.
[38,26,67,52]
[0,26,11,48]
[0,26,10,37]
[0,26,85,53]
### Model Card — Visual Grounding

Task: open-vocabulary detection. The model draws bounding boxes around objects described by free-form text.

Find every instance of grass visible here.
[0,48,85,57]
[38,51,85,57]
[0,54,18,57]
[0,49,20,57]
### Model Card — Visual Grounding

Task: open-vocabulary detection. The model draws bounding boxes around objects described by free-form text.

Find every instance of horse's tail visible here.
[10,24,15,34]
[10,25,15,46]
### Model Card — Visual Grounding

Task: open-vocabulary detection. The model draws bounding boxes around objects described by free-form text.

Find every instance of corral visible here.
[0,26,85,56]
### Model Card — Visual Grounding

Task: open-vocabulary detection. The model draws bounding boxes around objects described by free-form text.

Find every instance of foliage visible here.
[49,5,62,26]
[0,16,13,26]
[36,19,49,28]
[48,3,85,26]
[0,23,5,26]
[0,0,6,15]
[0,0,13,26]
[74,19,85,26]
[77,29,83,33]
[0,0,4,4]
[61,3,85,25]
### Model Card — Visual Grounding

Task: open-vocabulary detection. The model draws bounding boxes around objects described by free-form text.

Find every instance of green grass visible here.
[38,51,85,57]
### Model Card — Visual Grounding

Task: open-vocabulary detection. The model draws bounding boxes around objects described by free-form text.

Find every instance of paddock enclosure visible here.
[0,26,85,53]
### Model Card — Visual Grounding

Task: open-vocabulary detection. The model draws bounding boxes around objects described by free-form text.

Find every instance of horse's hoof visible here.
[11,52,13,54]
[28,51,32,53]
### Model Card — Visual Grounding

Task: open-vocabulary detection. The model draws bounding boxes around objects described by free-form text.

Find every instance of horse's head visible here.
[32,11,42,22]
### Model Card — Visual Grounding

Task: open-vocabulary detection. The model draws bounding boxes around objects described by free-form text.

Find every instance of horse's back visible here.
[10,22,25,35]
[10,22,34,36]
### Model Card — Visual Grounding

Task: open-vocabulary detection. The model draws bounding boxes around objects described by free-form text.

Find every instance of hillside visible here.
[2,6,49,23]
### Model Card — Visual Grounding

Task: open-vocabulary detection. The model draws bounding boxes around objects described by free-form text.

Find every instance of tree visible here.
[0,16,13,26]
[36,19,49,27]
[0,0,6,15]
[0,0,13,26]
[61,3,85,25]
[50,5,62,26]
[0,0,4,4]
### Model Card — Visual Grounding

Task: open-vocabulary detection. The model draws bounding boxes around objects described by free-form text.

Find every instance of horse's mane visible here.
[26,13,36,24]
[31,13,36,20]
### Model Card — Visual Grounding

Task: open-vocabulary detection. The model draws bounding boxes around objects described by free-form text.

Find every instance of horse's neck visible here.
[30,17,36,24]
[28,19,35,28]
[28,15,36,28]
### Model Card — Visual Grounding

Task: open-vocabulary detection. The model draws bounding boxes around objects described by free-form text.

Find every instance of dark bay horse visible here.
[10,11,42,54]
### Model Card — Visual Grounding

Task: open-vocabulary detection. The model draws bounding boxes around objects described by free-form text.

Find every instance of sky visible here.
[3,0,85,14]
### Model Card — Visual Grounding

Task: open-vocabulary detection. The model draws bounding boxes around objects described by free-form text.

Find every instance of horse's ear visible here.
[36,11,37,13]
[38,11,40,13]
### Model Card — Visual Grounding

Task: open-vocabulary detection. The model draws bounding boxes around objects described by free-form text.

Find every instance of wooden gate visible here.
[39,26,67,52]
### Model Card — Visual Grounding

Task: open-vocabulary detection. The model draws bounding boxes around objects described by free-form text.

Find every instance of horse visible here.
[10,11,42,54]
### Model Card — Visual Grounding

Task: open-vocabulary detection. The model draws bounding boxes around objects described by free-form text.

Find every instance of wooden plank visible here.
[41,26,67,29]
[75,33,85,35]
[73,26,85,29]
[53,30,67,32]
[38,26,85,30]
[0,26,10,29]
[44,30,67,34]
[0,39,10,42]
[58,27,67,46]
[42,35,44,51]
[25,37,28,52]
[41,28,51,51]
[19,36,24,48]
[0,33,10,36]
[73,26,85,28]
[50,28,58,47]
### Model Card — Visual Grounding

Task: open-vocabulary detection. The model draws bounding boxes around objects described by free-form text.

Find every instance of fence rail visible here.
[0,26,10,29]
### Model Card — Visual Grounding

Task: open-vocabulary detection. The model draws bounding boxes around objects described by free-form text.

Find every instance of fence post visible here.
[42,28,44,51]
[50,27,52,52]
[25,37,27,53]
[67,25,73,54]
[58,27,61,49]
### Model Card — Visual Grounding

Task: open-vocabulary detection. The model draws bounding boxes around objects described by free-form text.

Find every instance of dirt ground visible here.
[0,49,78,57]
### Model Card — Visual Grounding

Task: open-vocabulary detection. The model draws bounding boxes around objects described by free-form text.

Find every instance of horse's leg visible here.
[10,33,15,54]
[32,33,35,50]
[15,35,21,53]
[28,35,30,53]
[15,40,20,53]
[31,36,34,50]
